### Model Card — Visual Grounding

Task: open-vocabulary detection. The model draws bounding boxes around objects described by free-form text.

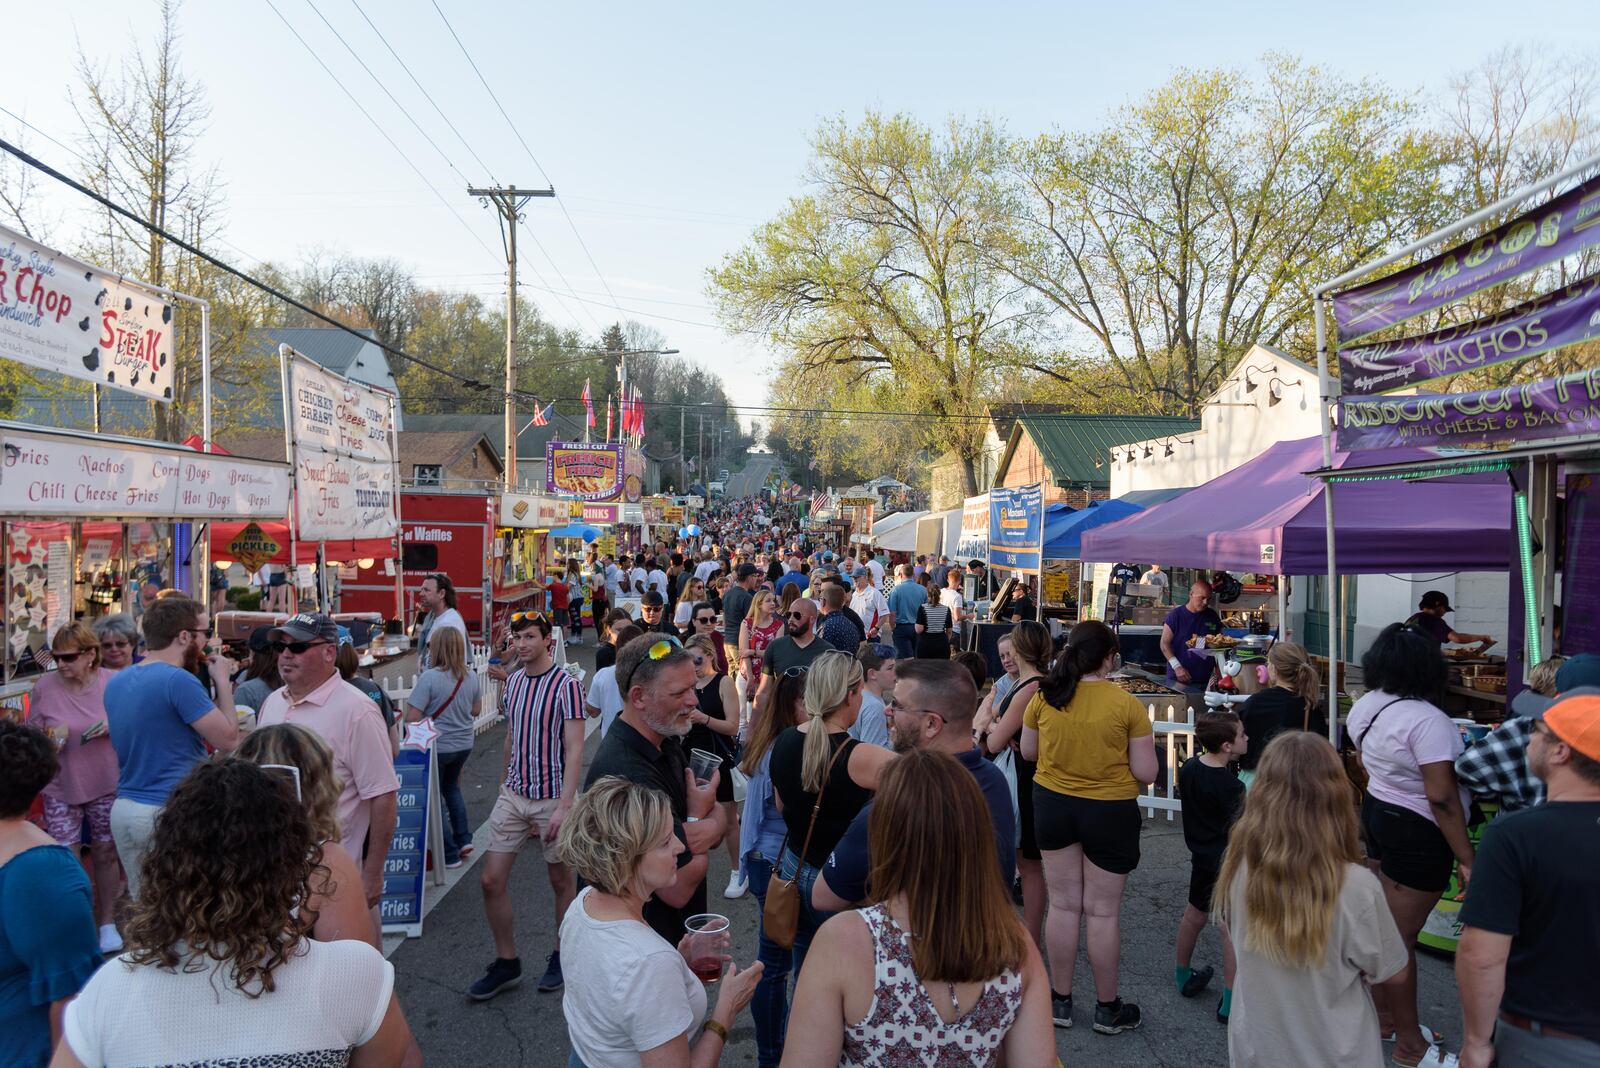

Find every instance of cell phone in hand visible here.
[80,720,109,743]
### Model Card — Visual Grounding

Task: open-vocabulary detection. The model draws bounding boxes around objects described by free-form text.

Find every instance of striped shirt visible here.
[501,664,586,799]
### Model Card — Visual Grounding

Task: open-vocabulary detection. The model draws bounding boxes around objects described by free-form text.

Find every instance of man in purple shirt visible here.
[1160,580,1223,697]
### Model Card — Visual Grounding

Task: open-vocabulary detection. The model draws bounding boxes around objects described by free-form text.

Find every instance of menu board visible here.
[380,736,435,938]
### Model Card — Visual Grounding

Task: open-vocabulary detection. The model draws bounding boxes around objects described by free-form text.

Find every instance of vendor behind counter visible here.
[1405,590,1495,653]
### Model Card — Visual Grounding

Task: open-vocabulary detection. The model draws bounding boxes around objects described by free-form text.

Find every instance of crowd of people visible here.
[3,496,1598,1068]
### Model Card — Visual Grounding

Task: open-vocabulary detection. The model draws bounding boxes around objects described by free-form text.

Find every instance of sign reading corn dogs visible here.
[545,441,625,502]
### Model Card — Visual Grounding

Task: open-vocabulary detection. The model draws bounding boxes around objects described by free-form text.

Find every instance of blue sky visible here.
[5,1,1598,418]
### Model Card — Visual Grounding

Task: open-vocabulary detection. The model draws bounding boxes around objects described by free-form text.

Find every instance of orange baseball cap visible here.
[1541,693,1600,763]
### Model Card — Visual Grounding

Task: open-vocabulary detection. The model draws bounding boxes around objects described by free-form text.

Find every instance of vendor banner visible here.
[958,493,989,560]
[0,426,291,519]
[286,349,396,463]
[1338,366,1600,451]
[1339,272,1600,393]
[0,224,176,402]
[545,441,624,501]
[499,493,567,529]
[988,484,1044,573]
[1334,174,1600,341]
[294,454,396,541]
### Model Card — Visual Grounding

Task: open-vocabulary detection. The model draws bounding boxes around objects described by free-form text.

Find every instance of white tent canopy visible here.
[867,510,927,552]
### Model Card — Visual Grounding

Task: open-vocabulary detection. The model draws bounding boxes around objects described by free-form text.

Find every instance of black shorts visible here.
[1188,859,1220,912]
[1031,785,1141,875]
[1016,755,1040,861]
[1362,795,1455,893]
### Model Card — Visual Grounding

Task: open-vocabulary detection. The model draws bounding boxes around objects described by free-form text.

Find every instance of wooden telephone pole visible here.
[468,184,554,490]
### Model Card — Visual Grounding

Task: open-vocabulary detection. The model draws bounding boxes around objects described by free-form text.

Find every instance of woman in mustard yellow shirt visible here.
[1021,620,1157,1037]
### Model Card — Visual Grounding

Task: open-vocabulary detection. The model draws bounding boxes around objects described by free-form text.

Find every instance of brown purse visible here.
[763,740,848,949]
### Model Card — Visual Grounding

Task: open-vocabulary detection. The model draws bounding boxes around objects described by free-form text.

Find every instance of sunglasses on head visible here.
[272,640,328,654]
[647,636,684,660]
[510,611,548,624]
[782,665,810,678]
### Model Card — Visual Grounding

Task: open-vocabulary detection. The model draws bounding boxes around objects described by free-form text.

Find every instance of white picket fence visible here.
[1138,696,1203,820]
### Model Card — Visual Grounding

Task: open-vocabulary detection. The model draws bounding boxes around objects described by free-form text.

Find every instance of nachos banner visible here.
[1338,366,1600,451]
[1338,272,1600,393]
[0,224,176,402]
[1333,174,1600,341]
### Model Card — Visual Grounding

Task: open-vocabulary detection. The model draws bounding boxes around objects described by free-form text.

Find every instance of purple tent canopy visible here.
[1078,436,1510,574]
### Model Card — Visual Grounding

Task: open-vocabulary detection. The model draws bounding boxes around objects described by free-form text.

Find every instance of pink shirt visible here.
[29,668,120,805]
[258,673,400,858]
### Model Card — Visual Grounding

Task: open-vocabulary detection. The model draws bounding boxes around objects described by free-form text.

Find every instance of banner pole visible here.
[1315,296,1340,745]
[280,346,296,615]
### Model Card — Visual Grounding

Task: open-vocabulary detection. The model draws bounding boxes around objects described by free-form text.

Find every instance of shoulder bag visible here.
[427,672,468,720]
[763,739,849,949]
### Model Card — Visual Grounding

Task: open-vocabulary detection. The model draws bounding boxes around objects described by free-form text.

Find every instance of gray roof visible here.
[253,327,401,402]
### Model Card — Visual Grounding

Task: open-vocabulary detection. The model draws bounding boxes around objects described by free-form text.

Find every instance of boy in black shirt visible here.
[1174,711,1247,1023]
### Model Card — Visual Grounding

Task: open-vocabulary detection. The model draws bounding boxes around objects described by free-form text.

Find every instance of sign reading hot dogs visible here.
[545,441,624,501]
[0,223,175,402]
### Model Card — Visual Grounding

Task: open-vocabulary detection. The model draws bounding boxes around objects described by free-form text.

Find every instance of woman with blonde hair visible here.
[557,776,763,1068]
[405,625,481,869]
[738,588,783,699]
[237,723,378,949]
[1237,641,1327,787]
[767,651,894,978]
[674,577,708,633]
[684,633,743,896]
[29,621,123,952]
[1216,731,1410,1068]
[784,749,1055,1066]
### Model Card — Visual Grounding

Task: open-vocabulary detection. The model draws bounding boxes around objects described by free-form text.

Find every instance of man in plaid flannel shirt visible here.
[1456,654,1600,811]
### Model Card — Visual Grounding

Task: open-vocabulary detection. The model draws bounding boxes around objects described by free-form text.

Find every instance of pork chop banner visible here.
[0,223,175,401]
[1339,271,1600,393]
[1333,173,1600,341]
[1338,366,1600,451]
[283,345,398,541]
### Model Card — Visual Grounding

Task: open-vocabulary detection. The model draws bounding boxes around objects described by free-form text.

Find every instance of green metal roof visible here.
[1009,413,1202,487]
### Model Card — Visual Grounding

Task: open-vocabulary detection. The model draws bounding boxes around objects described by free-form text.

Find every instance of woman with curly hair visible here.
[237,723,379,949]
[52,759,414,1067]
[0,719,101,1068]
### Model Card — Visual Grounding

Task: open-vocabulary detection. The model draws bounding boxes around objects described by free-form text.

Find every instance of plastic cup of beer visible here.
[684,913,731,983]
[689,748,721,787]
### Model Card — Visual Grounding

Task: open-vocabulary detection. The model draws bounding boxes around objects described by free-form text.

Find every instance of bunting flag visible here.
[581,380,595,428]
[605,397,614,442]
[530,402,552,427]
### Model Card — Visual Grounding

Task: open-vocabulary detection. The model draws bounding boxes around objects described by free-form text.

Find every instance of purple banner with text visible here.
[1333,174,1600,341]
[1338,366,1600,451]
[1338,273,1600,393]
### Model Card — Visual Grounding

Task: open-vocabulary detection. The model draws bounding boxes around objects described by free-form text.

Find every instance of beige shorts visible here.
[485,789,561,854]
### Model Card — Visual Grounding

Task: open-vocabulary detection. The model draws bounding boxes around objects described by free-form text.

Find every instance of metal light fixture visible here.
[1143,444,1152,458]
[1126,450,1136,463]
[1164,442,1174,457]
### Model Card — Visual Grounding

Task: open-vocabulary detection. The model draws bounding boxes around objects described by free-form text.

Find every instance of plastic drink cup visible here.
[684,913,730,982]
[689,748,720,786]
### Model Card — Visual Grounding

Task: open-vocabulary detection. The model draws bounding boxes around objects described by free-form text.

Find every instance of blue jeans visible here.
[777,846,835,986]
[568,1051,587,1068]
[746,852,794,1068]
[437,748,472,863]
[892,622,917,660]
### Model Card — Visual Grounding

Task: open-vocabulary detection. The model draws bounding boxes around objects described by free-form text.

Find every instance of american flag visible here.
[582,380,595,427]
[530,402,553,427]
[810,491,835,514]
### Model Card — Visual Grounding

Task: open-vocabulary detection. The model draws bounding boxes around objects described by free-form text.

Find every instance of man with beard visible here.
[584,634,726,943]
[756,598,830,705]
[811,659,1015,911]
[256,613,400,925]
[105,596,241,898]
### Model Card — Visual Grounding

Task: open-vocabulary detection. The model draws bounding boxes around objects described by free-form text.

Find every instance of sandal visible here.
[1390,1027,1458,1068]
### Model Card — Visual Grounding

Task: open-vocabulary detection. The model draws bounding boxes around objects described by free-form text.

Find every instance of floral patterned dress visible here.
[841,905,1023,1067]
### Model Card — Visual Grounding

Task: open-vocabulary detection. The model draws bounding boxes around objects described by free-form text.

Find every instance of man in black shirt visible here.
[756,599,830,705]
[583,633,725,944]
[1457,693,1600,1067]
[1406,590,1494,651]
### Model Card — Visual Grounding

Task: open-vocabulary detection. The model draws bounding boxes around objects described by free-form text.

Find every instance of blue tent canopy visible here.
[1043,499,1144,560]
[548,524,601,541]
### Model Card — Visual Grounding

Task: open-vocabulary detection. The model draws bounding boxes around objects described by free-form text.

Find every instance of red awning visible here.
[210,521,396,566]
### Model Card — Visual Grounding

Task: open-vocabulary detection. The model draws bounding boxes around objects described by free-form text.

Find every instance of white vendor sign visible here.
[282,344,399,541]
[0,224,176,402]
[0,424,291,519]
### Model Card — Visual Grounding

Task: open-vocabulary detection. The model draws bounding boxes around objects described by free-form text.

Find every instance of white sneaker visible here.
[1392,1032,1458,1068]
[723,870,748,899]
[98,924,123,954]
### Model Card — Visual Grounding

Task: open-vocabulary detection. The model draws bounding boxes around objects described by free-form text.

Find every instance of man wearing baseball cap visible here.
[1456,692,1600,1067]
[1406,590,1496,651]
[256,613,399,924]
[1457,654,1600,812]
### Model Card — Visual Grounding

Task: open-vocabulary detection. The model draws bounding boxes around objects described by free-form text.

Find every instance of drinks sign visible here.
[0,223,176,402]
[0,426,291,519]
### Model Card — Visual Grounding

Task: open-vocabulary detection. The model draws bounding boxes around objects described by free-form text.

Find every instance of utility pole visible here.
[468,184,554,491]
[679,406,686,493]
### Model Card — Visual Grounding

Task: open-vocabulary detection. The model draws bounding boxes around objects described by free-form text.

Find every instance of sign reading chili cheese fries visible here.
[544,441,624,501]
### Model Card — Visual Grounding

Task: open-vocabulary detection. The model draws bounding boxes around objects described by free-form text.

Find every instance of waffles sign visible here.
[0,224,175,402]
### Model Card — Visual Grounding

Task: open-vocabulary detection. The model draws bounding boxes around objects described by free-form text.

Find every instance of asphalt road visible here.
[724,452,777,500]
[387,642,1466,1066]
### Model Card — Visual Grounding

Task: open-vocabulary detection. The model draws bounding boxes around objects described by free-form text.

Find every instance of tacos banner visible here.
[1333,174,1600,341]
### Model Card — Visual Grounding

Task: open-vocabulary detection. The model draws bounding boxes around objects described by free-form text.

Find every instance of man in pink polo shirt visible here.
[257,612,399,910]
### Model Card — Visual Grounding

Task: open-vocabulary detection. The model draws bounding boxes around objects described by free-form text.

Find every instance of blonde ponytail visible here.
[1268,642,1321,711]
[800,650,863,792]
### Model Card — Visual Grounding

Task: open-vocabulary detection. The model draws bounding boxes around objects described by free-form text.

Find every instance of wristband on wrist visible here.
[1168,657,1182,669]
[703,1019,729,1042]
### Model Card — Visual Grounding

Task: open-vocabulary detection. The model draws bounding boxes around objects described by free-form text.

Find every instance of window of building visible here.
[414,464,442,485]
